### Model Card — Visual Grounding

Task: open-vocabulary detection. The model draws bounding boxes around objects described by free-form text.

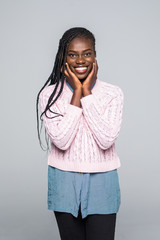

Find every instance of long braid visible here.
[36,27,96,150]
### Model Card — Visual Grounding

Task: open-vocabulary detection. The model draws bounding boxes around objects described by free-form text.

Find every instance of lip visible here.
[74,66,88,74]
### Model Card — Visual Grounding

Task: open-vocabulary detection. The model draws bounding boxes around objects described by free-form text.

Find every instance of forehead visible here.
[67,37,93,52]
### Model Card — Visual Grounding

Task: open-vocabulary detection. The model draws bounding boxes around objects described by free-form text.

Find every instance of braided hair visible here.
[36,27,96,150]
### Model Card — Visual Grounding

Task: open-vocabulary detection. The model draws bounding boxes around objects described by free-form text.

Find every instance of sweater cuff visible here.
[66,103,83,114]
[80,94,94,108]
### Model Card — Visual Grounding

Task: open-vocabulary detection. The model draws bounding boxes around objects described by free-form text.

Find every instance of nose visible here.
[76,55,85,64]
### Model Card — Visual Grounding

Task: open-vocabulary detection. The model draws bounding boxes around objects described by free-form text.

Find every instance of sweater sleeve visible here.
[80,87,124,150]
[39,88,83,150]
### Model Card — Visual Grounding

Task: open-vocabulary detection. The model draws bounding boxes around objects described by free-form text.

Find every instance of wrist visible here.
[82,89,92,97]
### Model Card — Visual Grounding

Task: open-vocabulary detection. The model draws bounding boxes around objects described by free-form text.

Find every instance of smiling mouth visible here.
[74,67,88,74]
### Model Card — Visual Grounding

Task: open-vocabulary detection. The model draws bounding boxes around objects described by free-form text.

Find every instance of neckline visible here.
[65,78,100,94]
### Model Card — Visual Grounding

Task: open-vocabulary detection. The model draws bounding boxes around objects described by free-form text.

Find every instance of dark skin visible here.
[61,37,98,108]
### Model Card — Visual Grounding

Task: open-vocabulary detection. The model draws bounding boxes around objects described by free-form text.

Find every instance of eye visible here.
[68,53,77,58]
[84,52,92,57]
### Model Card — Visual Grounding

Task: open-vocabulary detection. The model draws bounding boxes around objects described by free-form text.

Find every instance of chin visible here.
[77,73,89,80]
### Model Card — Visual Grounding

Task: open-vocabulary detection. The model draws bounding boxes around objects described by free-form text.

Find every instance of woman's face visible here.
[66,37,96,81]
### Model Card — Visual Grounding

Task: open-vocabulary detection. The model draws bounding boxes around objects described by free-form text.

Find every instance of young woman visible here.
[36,27,124,240]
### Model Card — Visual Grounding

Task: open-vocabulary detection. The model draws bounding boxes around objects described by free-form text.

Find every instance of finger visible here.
[91,61,97,79]
[60,65,69,79]
[93,62,96,75]
[65,63,73,76]
[64,68,70,79]
[94,58,98,75]
[91,62,96,75]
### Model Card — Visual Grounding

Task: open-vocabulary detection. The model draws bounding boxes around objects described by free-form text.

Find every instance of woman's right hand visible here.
[61,63,82,91]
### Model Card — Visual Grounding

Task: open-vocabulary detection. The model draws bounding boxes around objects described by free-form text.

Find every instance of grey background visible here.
[0,0,160,239]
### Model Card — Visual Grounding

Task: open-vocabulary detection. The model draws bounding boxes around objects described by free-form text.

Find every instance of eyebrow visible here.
[67,48,93,53]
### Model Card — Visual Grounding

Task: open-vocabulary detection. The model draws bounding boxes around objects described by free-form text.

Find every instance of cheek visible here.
[66,58,74,65]
[87,64,93,74]
[88,57,95,64]
[66,58,70,64]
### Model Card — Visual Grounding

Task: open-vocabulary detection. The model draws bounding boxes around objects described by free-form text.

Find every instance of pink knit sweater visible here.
[39,78,124,173]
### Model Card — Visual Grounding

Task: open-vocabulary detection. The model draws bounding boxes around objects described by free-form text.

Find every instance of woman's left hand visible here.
[82,57,98,93]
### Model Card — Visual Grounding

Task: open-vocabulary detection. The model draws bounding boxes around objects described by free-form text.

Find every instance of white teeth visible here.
[75,67,87,70]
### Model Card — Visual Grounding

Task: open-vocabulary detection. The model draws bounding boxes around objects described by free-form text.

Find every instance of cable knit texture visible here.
[39,78,124,173]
